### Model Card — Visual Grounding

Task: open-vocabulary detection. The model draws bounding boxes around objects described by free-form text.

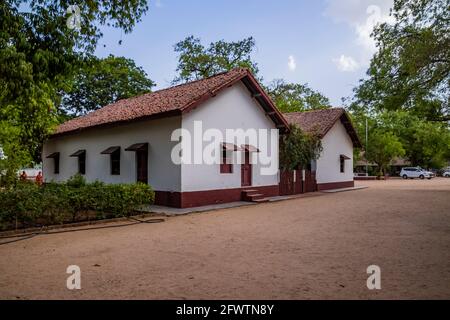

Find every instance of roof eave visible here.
[49,109,182,139]
[180,69,290,133]
[339,112,363,148]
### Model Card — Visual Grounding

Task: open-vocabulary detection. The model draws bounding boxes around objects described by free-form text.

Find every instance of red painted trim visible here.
[180,71,289,132]
[154,191,182,208]
[319,111,362,148]
[241,73,290,130]
[317,180,354,191]
[49,110,181,139]
[155,185,279,208]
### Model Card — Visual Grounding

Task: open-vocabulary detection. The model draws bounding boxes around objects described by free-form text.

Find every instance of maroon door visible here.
[296,169,303,194]
[241,151,252,187]
[279,170,295,195]
[136,150,148,184]
[304,169,317,193]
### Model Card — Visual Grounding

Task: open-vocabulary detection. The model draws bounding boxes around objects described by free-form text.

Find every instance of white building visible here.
[284,108,362,191]
[43,68,288,207]
[43,68,361,207]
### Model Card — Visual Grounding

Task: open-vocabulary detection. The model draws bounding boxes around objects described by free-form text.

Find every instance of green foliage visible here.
[0,178,155,231]
[0,0,149,166]
[66,173,87,188]
[365,130,405,176]
[267,79,331,113]
[349,109,450,170]
[379,111,450,168]
[0,122,31,186]
[61,55,155,116]
[353,0,449,121]
[173,35,259,83]
[279,124,323,170]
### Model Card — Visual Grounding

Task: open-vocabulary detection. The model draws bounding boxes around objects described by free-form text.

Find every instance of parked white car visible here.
[400,167,434,180]
[443,171,450,178]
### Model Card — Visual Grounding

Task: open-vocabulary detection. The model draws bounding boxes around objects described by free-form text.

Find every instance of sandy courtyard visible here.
[1,178,449,299]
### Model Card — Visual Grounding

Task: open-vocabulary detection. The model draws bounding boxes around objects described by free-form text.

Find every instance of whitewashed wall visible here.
[181,82,279,192]
[43,116,182,192]
[316,121,354,184]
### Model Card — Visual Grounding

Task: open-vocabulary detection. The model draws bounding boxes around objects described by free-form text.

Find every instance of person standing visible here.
[19,170,28,181]
[35,171,43,186]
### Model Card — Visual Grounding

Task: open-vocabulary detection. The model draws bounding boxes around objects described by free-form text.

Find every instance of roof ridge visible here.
[53,67,292,137]
[283,107,344,115]
[153,67,248,94]
[80,68,248,116]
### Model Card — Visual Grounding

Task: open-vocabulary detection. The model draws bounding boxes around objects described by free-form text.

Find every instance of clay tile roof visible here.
[283,108,362,148]
[54,68,290,137]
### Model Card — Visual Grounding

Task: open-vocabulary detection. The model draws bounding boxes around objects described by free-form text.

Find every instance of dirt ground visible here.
[1,178,449,300]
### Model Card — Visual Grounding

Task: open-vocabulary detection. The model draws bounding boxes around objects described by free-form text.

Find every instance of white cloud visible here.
[324,0,394,66]
[288,55,297,71]
[333,55,360,72]
[356,4,395,53]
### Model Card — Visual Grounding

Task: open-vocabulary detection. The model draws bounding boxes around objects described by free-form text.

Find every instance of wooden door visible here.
[279,170,295,195]
[304,169,317,193]
[241,151,252,187]
[136,150,148,184]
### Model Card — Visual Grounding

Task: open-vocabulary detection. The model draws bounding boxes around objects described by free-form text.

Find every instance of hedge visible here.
[0,175,155,231]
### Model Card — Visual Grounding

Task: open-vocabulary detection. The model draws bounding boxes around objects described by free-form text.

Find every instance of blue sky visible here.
[95,0,394,106]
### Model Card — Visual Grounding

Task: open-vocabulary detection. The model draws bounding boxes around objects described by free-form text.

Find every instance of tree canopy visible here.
[354,0,449,121]
[61,55,155,117]
[173,35,259,83]
[378,111,450,168]
[279,124,323,171]
[0,0,149,181]
[365,130,405,176]
[350,109,450,170]
[267,79,331,113]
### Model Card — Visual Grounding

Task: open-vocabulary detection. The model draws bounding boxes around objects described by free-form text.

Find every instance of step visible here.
[242,189,258,194]
[242,193,265,202]
[246,193,264,199]
[252,198,270,203]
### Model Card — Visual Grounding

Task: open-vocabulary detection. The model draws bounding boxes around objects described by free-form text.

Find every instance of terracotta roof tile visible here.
[55,68,250,136]
[283,108,344,136]
[284,108,362,148]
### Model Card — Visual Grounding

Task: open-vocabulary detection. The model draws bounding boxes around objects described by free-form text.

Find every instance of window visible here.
[79,152,86,174]
[111,150,120,175]
[340,154,350,173]
[70,150,86,175]
[100,146,121,175]
[220,149,233,174]
[54,154,60,174]
[46,152,60,174]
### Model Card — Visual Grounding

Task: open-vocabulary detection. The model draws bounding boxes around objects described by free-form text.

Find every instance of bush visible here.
[0,177,155,231]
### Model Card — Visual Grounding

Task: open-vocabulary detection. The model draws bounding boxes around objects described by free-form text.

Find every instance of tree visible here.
[0,122,31,186]
[61,55,155,116]
[366,130,405,176]
[354,0,449,121]
[0,0,149,180]
[379,111,450,168]
[266,79,331,113]
[279,124,323,171]
[349,108,450,170]
[173,35,259,83]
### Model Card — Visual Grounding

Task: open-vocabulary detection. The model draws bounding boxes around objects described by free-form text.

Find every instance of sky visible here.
[95,0,394,106]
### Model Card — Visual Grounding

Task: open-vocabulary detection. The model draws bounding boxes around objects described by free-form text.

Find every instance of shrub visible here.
[0,178,155,231]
